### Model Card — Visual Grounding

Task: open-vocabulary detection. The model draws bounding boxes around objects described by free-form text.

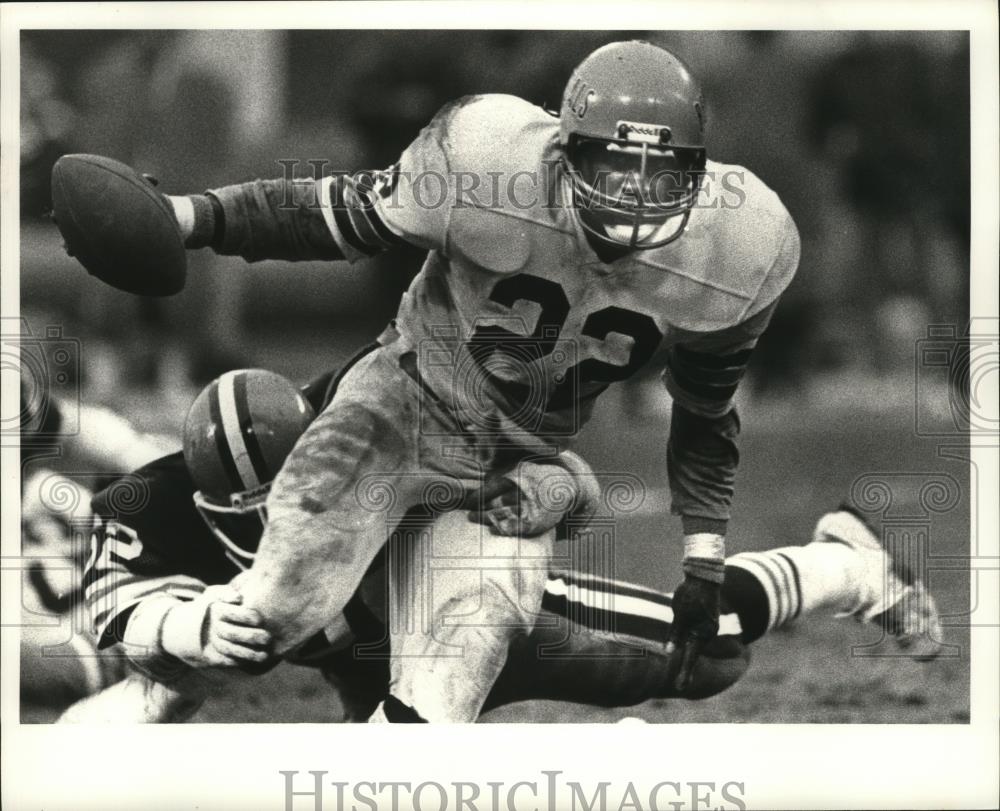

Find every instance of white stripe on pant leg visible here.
[545,577,743,636]
[753,552,800,625]
[758,552,798,621]
[217,371,259,490]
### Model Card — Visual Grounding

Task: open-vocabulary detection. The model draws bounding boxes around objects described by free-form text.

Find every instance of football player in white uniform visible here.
[62,41,803,711]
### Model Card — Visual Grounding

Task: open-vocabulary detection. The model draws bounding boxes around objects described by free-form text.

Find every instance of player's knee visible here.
[479,534,553,626]
[442,568,546,638]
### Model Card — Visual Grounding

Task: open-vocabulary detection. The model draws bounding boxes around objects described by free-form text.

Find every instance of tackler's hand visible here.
[160,584,272,669]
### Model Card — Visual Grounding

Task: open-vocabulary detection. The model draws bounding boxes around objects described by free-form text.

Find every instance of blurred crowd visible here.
[19,30,970,414]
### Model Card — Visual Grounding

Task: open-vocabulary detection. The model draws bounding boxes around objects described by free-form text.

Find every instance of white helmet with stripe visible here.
[182,369,315,568]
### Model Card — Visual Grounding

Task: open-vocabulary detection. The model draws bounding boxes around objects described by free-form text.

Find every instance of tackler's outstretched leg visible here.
[480,506,946,716]
[483,570,751,713]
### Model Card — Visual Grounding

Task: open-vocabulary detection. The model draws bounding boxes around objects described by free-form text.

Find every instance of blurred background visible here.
[20,29,970,432]
[17,30,973,723]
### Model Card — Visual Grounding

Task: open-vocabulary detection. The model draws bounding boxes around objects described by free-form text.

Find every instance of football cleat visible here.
[813,507,943,662]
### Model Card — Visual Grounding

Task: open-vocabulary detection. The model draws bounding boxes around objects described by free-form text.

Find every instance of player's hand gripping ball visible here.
[51,154,187,296]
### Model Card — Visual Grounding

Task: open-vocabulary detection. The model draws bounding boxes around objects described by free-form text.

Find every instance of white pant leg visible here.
[383,509,553,722]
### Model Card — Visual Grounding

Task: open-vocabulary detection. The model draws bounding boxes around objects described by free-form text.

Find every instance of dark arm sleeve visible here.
[207,177,343,262]
[667,403,741,536]
[663,302,779,536]
[207,171,409,263]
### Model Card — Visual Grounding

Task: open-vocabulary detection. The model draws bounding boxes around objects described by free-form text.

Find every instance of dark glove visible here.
[665,571,722,692]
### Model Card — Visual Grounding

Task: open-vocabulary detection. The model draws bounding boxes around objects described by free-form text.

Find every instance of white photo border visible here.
[2,3,997,809]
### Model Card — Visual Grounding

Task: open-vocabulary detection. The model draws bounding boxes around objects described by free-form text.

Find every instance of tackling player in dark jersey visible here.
[62,358,942,723]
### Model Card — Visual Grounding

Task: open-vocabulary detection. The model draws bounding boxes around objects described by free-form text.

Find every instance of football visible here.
[51,154,187,297]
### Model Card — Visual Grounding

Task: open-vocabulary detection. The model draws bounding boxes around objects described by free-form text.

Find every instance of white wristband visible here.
[160,599,212,664]
[122,595,179,655]
[121,596,191,680]
[683,533,726,561]
[167,195,196,239]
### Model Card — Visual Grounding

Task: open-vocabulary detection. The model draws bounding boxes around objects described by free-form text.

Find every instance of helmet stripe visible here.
[207,378,248,495]
[217,371,260,490]
[232,370,272,486]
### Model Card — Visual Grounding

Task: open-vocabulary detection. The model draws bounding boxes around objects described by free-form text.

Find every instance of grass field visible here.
[181,386,971,725]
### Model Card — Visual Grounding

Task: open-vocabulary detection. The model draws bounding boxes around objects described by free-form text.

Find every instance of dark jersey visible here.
[82,362,382,657]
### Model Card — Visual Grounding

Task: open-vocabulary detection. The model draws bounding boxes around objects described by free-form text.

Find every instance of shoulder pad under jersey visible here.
[442,94,559,176]
[446,95,565,271]
[637,160,800,333]
[377,94,561,266]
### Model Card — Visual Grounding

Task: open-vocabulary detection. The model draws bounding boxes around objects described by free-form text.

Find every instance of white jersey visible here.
[322,94,799,438]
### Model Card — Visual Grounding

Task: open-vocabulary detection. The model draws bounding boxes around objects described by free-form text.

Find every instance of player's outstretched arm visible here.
[53,100,455,295]
[51,155,415,296]
[180,103,460,266]
[171,170,410,264]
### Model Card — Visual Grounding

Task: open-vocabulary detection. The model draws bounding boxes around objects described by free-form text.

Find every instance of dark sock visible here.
[722,564,771,644]
[383,694,428,723]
